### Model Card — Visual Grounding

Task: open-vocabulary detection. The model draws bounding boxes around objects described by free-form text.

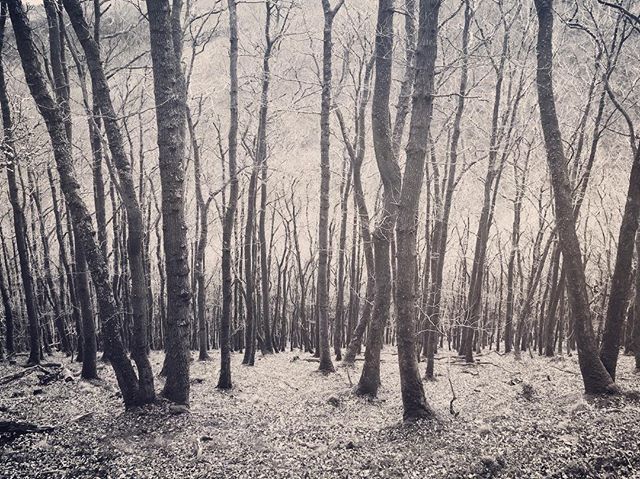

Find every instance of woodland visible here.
[0,0,639,477]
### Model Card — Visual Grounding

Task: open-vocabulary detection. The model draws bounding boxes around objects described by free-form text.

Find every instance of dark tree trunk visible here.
[599,145,640,380]
[534,0,616,395]
[0,226,14,356]
[544,246,563,357]
[63,0,156,403]
[145,0,192,405]
[242,168,258,366]
[333,159,352,361]
[424,0,471,379]
[356,0,399,396]
[336,55,374,365]
[317,0,343,374]
[257,2,278,355]
[633,233,640,372]
[185,107,211,362]
[395,0,440,421]
[217,0,238,389]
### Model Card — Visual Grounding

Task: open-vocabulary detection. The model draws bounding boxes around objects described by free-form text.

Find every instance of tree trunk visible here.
[317,0,343,374]
[424,0,471,379]
[145,0,191,405]
[395,0,440,421]
[356,0,399,396]
[633,232,640,372]
[599,145,640,380]
[533,0,616,395]
[334,159,352,361]
[336,55,374,365]
[0,236,14,356]
[217,0,239,389]
[63,0,156,404]
[243,169,258,366]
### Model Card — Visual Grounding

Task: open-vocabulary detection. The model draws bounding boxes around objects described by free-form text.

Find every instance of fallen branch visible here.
[0,420,54,435]
[0,365,48,386]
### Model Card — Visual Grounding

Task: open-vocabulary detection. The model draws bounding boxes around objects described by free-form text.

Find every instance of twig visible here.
[550,365,579,376]
[448,375,459,417]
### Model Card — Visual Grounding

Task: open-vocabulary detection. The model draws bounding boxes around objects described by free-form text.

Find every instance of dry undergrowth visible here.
[1,349,639,478]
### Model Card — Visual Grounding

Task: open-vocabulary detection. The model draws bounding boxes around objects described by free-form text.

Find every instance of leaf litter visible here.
[1,349,639,478]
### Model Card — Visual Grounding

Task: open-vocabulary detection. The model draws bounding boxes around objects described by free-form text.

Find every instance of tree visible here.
[394,0,440,421]
[335,47,375,364]
[317,0,344,374]
[63,0,156,403]
[633,232,640,372]
[217,0,239,389]
[533,0,616,395]
[145,0,192,405]
[355,0,399,396]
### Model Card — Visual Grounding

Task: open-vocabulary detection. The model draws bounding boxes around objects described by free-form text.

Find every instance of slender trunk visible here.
[63,0,156,403]
[424,0,471,378]
[217,0,239,389]
[243,170,258,365]
[337,56,374,365]
[334,160,352,360]
[395,0,440,421]
[534,0,616,394]
[0,240,14,356]
[317,0,343,373]
[599,145,640,380]
[633,232,640,371]
[356,0,400,395]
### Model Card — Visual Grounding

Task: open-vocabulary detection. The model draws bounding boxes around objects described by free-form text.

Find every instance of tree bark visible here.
[356,0,399,396]
[395,0,440,421]
[217,0,239,389]
[63,0,156,404]
[145,0,192,405]
[424,0,471,378]
[534,0,616,395]
[633,232,640,372]
[599,144,640,380]
[317,0,343,373]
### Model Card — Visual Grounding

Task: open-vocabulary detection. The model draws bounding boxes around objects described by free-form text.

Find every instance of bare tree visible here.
[217,0,239,389]
[395,0,440,421]
[317,0,344,373]
[534,0,617,395]
[145,0,192,405]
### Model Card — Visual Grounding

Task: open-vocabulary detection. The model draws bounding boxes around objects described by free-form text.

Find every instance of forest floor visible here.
[1,348,640,479]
